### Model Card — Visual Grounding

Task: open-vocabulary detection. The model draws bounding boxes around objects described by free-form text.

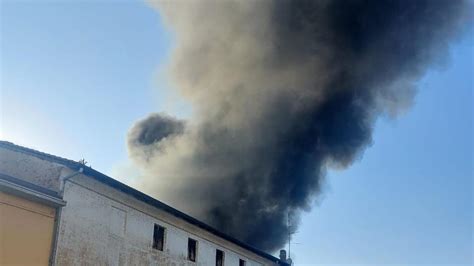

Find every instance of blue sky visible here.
[1,1,472,265]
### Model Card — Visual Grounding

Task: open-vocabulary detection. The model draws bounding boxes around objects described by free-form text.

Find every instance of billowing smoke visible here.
[128,0,469,252]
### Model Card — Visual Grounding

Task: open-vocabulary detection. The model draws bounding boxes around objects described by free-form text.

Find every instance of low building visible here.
[0,171,65,265]
[0,141,290,266]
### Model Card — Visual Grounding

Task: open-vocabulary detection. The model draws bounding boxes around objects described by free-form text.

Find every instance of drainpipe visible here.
[49,167,84,266]
[59,167,83,196]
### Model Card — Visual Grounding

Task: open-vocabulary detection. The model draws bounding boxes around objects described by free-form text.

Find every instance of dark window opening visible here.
[216,249,224,266]
[188,238,197,262]
[152,224,165,251]
[239,259,246,266]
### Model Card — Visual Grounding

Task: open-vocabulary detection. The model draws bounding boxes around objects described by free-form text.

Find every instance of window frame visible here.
[239,258,246,266]
[216,249,225,266]
[152,224,166,251]
[187,238,198,262]
[110,206,127,237]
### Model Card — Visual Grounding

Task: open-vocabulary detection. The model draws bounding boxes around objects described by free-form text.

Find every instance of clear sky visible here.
[1,1,472,265]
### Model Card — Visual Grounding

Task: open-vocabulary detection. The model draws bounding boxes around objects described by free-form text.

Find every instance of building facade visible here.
[0,174,65,265]
[0,141,290,266]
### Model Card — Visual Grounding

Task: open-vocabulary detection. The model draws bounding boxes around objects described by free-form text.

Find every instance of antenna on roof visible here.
[288,212,292,259]
[286,212,297,265]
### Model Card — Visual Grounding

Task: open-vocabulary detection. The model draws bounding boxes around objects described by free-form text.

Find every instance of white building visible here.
[0,141,290,266]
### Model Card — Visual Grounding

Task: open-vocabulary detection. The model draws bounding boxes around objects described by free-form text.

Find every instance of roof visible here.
[0,141,289,266]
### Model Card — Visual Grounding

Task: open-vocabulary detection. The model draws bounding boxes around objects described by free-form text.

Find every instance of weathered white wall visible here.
[55,174,277,266]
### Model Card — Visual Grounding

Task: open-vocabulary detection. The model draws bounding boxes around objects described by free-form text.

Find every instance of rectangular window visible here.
[110,207,126,237]
[152,224,165,251]
[239,259,246,266]
[216,249,224,266]
[188,238,197,262]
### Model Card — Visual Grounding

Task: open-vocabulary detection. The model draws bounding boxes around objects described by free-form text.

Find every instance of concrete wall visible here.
[55,174,277,266]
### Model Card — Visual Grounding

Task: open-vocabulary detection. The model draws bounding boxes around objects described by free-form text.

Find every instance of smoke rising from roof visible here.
[128,0,469,251]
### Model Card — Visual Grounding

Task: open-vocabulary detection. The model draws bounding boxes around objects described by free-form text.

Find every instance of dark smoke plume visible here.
[128,0,469,251]
[128,113,185,162]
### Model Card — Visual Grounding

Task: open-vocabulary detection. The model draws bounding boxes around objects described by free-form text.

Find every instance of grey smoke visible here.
[128,113,185,163]
[128,0,470,252]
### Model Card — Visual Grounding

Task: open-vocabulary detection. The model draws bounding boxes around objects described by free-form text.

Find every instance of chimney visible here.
[279,249,287,261]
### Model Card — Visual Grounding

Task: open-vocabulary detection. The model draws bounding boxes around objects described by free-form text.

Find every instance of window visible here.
[188,238,197,262]
[216,249,224,266]
[239,259,246,266]
[110,207,126,237]
[152,224,165,251]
